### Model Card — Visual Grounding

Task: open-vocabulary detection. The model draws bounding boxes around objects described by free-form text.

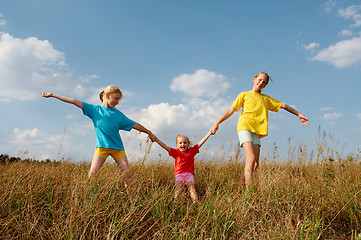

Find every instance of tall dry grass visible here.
[1,151,361,239]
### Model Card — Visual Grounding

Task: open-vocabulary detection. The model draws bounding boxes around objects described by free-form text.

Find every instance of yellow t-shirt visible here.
[232,91,283,138]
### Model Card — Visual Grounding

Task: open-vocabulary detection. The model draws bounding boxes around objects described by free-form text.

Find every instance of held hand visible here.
[298,114,310,126]
[41,92,54,98]
[210,124,219,135]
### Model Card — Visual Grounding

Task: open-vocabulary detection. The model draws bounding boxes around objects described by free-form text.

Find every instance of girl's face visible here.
[105,92,122,108]
[253,73,269,92]
[176,136,190,152]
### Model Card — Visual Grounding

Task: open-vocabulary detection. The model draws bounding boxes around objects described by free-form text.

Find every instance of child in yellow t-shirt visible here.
[210,72,309,188]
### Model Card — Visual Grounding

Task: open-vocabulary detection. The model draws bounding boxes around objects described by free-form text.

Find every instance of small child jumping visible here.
[210,72,310,188]
[154,131,212,203]
[41,85,155,183]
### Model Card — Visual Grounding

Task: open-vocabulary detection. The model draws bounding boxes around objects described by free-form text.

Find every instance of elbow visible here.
[228,107,236,115]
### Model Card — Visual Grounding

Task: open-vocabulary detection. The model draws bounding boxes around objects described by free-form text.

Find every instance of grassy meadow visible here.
[1,145,361,239]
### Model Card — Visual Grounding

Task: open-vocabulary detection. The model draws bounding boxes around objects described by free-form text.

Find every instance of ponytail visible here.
[99,85,122,103]
[99,90,105,102]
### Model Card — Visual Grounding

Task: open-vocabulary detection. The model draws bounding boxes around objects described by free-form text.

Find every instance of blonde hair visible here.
[99,85,123,102]
[176,134,190,144]
[255,72,272,84]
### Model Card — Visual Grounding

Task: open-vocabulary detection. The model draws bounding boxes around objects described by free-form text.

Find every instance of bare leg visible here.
[187,182,198,203]
[114,156,132,185]
[242,141,260,188]
[88,155,106,178]
[174,180,184,200]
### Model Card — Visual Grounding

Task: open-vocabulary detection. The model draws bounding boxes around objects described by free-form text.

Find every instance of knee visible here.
[88,168,97,178]
[124,170,132,180]
[187,181,195,187]
[175,181,185,189]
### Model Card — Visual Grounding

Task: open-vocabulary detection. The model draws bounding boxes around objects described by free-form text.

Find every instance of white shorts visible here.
[238,130,261,148]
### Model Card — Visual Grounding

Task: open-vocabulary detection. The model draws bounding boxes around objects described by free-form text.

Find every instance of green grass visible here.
[1,156,361,239]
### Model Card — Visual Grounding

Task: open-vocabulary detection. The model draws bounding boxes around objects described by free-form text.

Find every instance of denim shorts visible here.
[237,130,261,147]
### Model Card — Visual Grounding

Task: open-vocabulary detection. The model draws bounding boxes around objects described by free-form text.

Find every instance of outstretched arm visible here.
[281,103,310,126]
[198,131,212,149]
[41,92,83,109]
[210,106,236,134]
[154,137,171,153]
[132,123,156,142]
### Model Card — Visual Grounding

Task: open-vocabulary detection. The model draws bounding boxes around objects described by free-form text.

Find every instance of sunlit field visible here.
[1,139,361,239]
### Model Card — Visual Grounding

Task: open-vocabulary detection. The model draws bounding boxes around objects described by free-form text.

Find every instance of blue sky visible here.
[0,0,360,162]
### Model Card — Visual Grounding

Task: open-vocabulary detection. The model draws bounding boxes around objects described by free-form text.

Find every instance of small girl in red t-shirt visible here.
[155,131,211,203]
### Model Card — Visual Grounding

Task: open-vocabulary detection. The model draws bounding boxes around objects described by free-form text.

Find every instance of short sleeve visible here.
[82,102,95,118]
[232,92,245,111]
[118,112,136,131]
[264,95,283,112]
[169,148,178,158]
[190,145,200,155]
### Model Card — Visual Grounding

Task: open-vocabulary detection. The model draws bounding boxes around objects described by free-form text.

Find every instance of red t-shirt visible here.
[169,145,199,175]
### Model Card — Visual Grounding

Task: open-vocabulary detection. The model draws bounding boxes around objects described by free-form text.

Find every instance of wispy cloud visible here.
[311,35,361,68]
[356,113,361,120]
[321,0,337,13]
[303,42,320,51]
[307,4,361,68]
[0,14,6,26]
[338,4,361,27]
[338,29,353,37]
[320,107,332,111]
[323,112,343,120]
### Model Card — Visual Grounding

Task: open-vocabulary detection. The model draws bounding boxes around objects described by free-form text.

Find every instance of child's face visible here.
[106,93,122,108]
[176,136,190,152]
[253,73,269,91]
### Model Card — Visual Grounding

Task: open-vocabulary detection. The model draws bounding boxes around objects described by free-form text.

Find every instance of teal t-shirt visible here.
[82,102,136,151]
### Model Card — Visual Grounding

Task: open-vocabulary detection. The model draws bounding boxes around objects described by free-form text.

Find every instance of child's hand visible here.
[298,114,310,126]
[210,124,218,134]
[41,92,54,98]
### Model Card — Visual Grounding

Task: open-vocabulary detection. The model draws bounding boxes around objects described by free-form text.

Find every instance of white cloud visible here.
[339,29,353,37]
[9,127,90,161]
[11,128,65,145]
[0,32,95,101]
[131,98,230,135]
[126,97,234,156]
[170,69,231,98]
[0,14,6,26]
[307,4,361,68]
[311,35,361,68]
[323,112,343,120]
[321,0,336,13]
[303,42,320,51]
[320,107,332,111]
[68,121,94,136]
[10,128,68,158]
[356,113,361,120]
[338,5,361,27]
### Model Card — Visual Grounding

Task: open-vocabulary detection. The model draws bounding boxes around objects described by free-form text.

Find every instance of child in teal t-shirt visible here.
[41,85,156,182]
